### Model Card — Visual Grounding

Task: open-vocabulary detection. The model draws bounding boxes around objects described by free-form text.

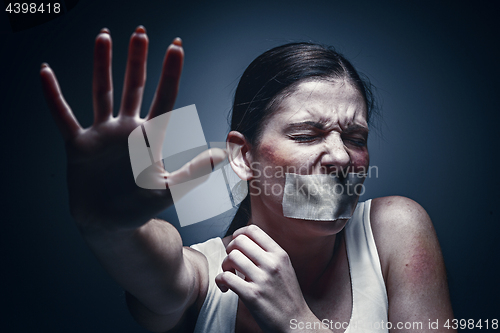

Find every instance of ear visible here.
[226,131,253,181]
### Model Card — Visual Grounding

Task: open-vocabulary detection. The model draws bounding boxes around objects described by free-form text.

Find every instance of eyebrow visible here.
[284,121,369,134]
[343,124,369,135]
[285,121,328,131]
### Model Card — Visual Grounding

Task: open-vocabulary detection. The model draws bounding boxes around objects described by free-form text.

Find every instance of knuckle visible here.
[216,271,229,285]
[93,88,111,98]
[266,252,289,273]
[246,285,261,302]
[276,249,290,262]
[127,77,145,89]
[228,249,241,262]
[260,272,272,285]
[267,260,280,274]
[245,224,260,236]
[221,255,230,268]
[247,224,259,233]
[233,234,248,247]
[220,271,231,282]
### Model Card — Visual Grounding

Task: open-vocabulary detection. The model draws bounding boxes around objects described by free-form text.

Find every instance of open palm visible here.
[41,26,225,231]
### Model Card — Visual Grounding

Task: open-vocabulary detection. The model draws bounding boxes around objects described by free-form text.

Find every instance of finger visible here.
[215,271,249,295]
[119,26,148,117]
[40,64,82,141]
[221,249,259,281]
[167,148,227,186]
[226,234,269,267]
[93,28,113,124]
[233,224,282,253]
[147,38,183,120]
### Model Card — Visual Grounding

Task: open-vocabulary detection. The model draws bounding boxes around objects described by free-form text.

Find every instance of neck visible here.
[248,197,345,291]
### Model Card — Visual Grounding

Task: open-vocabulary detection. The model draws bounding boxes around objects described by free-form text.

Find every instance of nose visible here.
[320,134,350,173]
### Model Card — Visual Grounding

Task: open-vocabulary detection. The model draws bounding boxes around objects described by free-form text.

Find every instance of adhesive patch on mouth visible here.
[282,173,366,221]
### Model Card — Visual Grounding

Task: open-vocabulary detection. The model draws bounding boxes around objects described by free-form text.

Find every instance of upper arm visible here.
[371,196,456,333]
[125,221,209,332]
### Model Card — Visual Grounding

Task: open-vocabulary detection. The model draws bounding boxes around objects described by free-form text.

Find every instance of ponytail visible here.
[224,193,251,237]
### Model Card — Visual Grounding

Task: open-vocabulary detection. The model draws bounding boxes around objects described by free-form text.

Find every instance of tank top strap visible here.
[191,237,238,333]
[344,199,389,332]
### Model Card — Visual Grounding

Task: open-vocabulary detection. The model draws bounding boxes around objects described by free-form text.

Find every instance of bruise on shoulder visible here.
[372,196,444,289]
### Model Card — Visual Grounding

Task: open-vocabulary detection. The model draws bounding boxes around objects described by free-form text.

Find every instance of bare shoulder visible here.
[370,195,434,233]
[370,196,440,277]
[369,196,455,330]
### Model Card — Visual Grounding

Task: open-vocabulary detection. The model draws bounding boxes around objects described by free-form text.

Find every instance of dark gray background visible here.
[2,0,499,332]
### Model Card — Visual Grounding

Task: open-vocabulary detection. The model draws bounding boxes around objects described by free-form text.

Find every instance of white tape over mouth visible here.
[282,173,366,221]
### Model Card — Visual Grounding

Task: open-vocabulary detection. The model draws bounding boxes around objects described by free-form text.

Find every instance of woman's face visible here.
[248,79,369,221]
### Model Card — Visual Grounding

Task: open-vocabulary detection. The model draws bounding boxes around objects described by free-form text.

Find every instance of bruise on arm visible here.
[371,196,455,332]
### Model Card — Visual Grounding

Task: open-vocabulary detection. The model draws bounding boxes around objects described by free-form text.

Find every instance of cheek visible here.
[350,149,370,172]
[256,143,291,167]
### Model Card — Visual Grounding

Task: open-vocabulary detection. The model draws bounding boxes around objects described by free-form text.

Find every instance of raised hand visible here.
[41,26,225,231]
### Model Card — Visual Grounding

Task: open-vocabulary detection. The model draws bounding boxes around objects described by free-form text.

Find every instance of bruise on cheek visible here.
[257,143,289,166]
[349,152,369,173]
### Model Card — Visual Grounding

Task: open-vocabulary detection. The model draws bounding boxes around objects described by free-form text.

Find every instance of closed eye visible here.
[289,134,320,143]
[343,137,367,147]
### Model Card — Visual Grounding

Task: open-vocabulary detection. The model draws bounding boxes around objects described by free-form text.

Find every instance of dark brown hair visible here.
[225,42,376,236]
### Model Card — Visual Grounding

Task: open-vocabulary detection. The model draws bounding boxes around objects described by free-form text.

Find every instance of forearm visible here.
[79,218,195,316]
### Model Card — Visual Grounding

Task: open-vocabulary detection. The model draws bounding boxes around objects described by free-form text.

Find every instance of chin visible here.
[289,217,349,237]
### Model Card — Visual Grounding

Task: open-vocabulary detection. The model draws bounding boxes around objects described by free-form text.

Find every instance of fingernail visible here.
[172,37,182,47]
[135,25,146,34]
[209,149,215,171]
[100,27,110,34]
[41,62,49,69]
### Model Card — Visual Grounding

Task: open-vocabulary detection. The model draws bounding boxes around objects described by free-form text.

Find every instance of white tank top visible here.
[190,199,388,333]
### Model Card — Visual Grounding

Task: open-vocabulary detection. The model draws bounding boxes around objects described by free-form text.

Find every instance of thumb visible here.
[165,148,227,198]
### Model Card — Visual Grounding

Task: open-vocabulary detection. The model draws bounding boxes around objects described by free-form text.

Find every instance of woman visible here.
[41,26,455,332]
